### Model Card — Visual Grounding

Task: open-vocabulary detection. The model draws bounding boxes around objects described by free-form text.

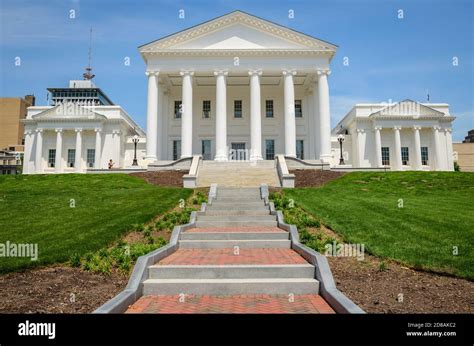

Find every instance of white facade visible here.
[22,11,456,174]
[331,100,455,171]
[22,102,145,174]
[140,11,337,163]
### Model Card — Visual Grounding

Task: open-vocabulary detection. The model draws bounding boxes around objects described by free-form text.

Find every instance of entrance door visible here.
[201,140,211,160]
[231,142,247,161]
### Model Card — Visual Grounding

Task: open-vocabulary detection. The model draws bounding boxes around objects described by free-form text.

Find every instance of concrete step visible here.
[209,201,265,208]
[142,278,319,295]
[206,200,270,211]
[197,215,276,222]
[203,209,270,216]
[213,196,262,203]
[217,190,261,197]
[180,231,289,240]
[148,264,314,279]
[178,239,291,249]
[195,220,278,228]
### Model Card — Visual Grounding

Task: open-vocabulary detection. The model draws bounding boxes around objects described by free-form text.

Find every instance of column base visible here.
[180,155,193,159]
[285,154,296,158]
[250,155,263,161]
[144,155,157,160]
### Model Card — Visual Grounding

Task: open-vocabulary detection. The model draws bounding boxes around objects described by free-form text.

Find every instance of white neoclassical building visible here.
[140,10,336,163]
[332,100,455,171]
[22,10,455,175]
[22,80,146,174]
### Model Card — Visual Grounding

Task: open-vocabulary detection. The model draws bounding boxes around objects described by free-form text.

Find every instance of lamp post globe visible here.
[337,134,345,165]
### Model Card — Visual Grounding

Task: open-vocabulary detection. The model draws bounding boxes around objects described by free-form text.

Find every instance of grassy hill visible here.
[0,174,191,272]
[285,172,474,279]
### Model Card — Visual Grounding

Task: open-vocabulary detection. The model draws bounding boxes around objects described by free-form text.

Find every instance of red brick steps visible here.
[126,294,335,314]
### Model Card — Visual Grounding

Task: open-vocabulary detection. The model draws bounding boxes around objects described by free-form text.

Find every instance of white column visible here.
[393,126,402,170]
[180,71,194,158]
[283,69,296,157]
[54,129,63,173]
[112,130,121,167]
[35,128,43,173]
[413,126,422,170]
[374,127,382,167]
[355,129,364,167]
[145,71,159,160]
[74,128,83,173]
[156,83,164,160]
[249,69,263,161]
[23,130,33,174]
[445,128,454,171]
[312,81,320,159]
[432,126,442,170]
[214,70,228,161]
[94,128,102,169]
[317,69,332,162]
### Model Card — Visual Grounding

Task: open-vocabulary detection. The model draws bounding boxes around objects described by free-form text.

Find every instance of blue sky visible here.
[1,0,472,141]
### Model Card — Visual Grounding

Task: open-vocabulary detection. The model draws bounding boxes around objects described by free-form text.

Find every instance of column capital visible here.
[316,68,331,76]
[36,128,43,133]
[180,70,194,76]
[356,128,365,134]
[25,130,33,136]
[413,125,421,131]
[55,128,63,133]
[432,125,441,131]
[75,128,83,133]
[112,129,122,135]
[393,126,402,131]
[282,69,297,76]
[145,70,159,77]
[213,70,228,76]
[94,128,102,133]
[444,128,452,133]
[373,126,382,131]
[248,69,262,76]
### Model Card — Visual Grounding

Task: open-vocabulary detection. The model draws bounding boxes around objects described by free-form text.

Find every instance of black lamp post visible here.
[132,135,139,166]
[337,134,345,165]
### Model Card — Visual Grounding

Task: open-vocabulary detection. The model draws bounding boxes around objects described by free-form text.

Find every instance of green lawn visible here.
[0,174,191,272]
[285,172,474,279]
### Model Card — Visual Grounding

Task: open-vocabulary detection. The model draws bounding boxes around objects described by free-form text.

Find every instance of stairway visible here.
[197,161,280,187]
[127,187,334,313]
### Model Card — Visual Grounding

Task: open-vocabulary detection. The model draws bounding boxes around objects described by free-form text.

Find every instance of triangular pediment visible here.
[370,100,445,118]
[32,103,106,120]
[139,11,337,52]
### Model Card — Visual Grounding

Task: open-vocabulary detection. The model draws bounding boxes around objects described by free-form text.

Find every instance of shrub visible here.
[454,161,461,172]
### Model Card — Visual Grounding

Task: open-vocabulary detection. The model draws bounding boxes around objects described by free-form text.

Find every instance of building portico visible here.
[140,11,337,163]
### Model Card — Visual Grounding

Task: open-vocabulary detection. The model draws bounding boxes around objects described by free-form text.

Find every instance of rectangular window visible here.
[48,149,56,168]
[234,100,242,118]
[201,140,211,160]
[174,101,182,119]
[202,100,211,118]
[265,100,274,118]
[265,139,275,160]
[401,147,409,165]
[295,100,302,118]
[173,140,181,161]
[87,149,95,168]
[296,140,304,160]
[421,147,429,165]
[67,149,75,168]
[381,147,390,166]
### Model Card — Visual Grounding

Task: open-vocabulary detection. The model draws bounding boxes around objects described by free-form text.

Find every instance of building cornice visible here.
[142,49,333,58]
